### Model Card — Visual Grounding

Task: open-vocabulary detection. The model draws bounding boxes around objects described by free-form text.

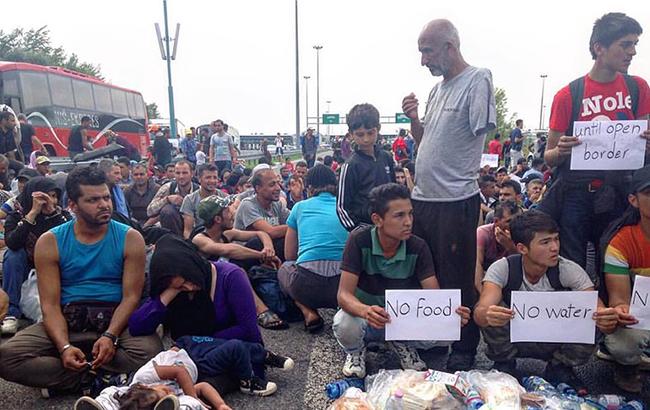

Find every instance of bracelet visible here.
[101,331,119,347]
[21,217,36,226]
[60,343,72,355]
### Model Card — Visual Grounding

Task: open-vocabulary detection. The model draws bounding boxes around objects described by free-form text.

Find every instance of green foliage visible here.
[0,26,102,78]
[494,87,517,139]
[146,102,160,119]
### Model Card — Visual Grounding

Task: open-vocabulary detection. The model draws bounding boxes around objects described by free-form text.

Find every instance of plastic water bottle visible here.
[620,401,646,410]
[325,378,365,400]
[556,383,577,396]
[465,388,484,409]
[522,376,557,394]
[386,389,404,410]
[593,394,627,410]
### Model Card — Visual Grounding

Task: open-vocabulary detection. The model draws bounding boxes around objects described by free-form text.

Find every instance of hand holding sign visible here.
[570,120,647,170]
[481,154,499,168]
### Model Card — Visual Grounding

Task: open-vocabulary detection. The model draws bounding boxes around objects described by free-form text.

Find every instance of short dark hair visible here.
[394,165,405,174]
[251,169,274,189]
[515,119,523,127]
[493,133,501,140]
[531,157,545,169]
[509,210,559,248]
[369,183,410,218]
[399,129,407,137]
[197,163,218,178]
[0,111,15,122]
[81,115,91,123]
[165,163,175,171]
[323,155,334,166]
[347,103,380,131]
[501,179,521,195]
[590,12,642,59]
[175,159,193,171]
[494,200,521,219]
[295,160,308,169]
[305,164,337,196]
[66,166,107,202]
[116,156,130,167]
[479,175,496,187]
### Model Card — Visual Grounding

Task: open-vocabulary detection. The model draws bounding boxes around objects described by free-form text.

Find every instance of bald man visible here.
[402,19,496,371]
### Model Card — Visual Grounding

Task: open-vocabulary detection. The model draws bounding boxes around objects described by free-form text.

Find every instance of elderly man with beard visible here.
[401,19,496,371]
[0,167,161,397]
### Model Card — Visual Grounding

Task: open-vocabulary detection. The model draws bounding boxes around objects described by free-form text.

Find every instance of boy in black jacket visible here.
[336,103,395,231]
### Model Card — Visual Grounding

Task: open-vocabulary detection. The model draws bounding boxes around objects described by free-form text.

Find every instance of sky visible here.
[7,0,650,135]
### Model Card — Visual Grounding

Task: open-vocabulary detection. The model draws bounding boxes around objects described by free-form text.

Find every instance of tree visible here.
[146,102,161,119]
[0,26,102,78]
[494,87,517,139]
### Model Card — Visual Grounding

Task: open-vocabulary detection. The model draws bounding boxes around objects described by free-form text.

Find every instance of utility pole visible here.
[303,76,310,130]
[294,0,301,146]
[313,45,323,138]
[539,74,548,129]
[155,0,180,139]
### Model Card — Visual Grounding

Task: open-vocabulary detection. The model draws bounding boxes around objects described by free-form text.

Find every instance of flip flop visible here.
[304,316,324,334]
[257,310,289,330]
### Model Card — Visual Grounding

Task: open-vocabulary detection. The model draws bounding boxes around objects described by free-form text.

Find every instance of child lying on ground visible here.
[74,347,231,410]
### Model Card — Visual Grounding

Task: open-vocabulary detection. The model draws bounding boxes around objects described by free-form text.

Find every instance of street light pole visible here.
[162,0,177,139]
[303,76,310,130]
[539,74,548,130]
[294,0,301,146]
[326,100,331,136]
[313,45,323,138]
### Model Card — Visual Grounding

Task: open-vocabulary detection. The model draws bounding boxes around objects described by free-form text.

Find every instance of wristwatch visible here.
[101,331,119,347]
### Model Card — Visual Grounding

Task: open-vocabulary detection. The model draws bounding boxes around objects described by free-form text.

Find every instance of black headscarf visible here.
[17,176,61,215]
[149,234,218,339]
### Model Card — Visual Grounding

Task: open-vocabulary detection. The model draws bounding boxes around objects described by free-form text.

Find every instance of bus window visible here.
[125,92,135,117]
[2,73,19,96]
[19,71,51,109]
[48,74,75,108]
[134,94,146,119]
[93,84,112,113]
[110,89,128,116]
[72,79,95,110]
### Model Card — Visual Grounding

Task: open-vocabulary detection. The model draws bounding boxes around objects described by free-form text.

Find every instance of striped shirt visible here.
[604,224,650,277]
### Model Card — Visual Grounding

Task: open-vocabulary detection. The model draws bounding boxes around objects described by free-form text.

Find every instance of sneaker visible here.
[265,351,295,371]
[240,376,278,396]
[74,396,103,410]
[154,394,180,410]
[388,342,427,371]
[597,342,650,371]
[492,360,522,381]
[544,362,587,396]
[446,350,476,372]
[1,316,18,335]
[614,365,642,393]
[342,349,366,378]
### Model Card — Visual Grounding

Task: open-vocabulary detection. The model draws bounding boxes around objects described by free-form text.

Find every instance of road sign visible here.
[322,114,340,124]
[395,113,411,123]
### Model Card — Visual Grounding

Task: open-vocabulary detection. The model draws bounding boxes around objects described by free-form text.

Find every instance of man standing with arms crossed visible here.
[402,19,496,371]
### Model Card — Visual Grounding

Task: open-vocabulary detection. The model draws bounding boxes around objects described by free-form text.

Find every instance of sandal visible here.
[257,310,289,330]
[304,316,324,334]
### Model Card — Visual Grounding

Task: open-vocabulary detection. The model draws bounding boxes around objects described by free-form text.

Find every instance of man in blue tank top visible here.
[0,167,162,396]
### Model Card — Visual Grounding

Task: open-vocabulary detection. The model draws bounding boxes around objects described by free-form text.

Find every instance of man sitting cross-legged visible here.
[0,167,162,397]
[333,183,470,378]
[474,210,618,393]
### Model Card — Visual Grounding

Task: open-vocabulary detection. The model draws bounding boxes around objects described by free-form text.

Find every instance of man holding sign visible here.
[601,165,650,393]
[541,13,650,280]
[333,184,470,378]
[474,211,618,392]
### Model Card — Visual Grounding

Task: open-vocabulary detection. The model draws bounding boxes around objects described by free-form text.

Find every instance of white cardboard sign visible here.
[510,291,598,344]
[385,289,461,341]
[481,153,500,168]
[628,275,650,330]
[570,120,647,170]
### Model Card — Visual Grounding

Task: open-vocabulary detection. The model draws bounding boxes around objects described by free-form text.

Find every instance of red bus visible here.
[0,61,149,157]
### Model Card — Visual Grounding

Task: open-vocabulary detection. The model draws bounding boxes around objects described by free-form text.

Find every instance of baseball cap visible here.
[17,168,39,181]
[630,165,650,193]
[197,195,235,223]
[36,156,51,165]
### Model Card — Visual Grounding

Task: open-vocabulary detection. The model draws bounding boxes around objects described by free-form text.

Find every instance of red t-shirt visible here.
[549,73,650,177]
[488,140,502,157]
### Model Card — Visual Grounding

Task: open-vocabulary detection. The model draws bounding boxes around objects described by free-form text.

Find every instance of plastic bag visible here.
[328,387,374,410]
[457,370,524,409]
[19,269,42,322]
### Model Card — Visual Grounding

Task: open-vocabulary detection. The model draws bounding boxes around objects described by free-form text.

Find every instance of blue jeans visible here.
[332,310,385,354]
[187,338,266,381]
[2,249,30,318]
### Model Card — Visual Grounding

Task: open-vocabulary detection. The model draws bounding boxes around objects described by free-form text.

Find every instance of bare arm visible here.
[81,129,93,151]
[154,364,197,398]
[32,135,45,152]
[196,382,230,410]
[250,219,287,239]
[402,93,424,145]
[284,226,298,261]
[182,214,194,239]
[337,270,368,318]
[193,233,264,261]
[544,129,581,168]
[473,281,507,328]
[474,246,486,293]
[147,184,171,217]
[209,144,215,163]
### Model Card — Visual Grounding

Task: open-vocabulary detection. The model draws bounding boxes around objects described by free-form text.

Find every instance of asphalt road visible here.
[0,309,648,409]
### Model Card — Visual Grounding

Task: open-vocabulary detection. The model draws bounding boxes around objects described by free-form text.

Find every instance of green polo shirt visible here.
[341,226,436,307]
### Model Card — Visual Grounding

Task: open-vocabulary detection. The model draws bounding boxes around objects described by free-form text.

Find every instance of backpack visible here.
[248,265,302,322]
[501,254,567,306]
[566,74,639,136]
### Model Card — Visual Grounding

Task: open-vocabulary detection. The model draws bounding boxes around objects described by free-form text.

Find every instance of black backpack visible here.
[501,254,567,306]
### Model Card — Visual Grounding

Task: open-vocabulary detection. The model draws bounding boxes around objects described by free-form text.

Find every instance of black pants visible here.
[230,236,286,273]
[412,194,481,354]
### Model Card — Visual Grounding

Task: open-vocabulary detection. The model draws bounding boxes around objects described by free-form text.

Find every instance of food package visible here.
[457,369,525,409]
[328,387,375,410]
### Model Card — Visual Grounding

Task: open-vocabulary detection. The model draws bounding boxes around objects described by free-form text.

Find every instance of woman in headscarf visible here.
[128,234,262,344]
